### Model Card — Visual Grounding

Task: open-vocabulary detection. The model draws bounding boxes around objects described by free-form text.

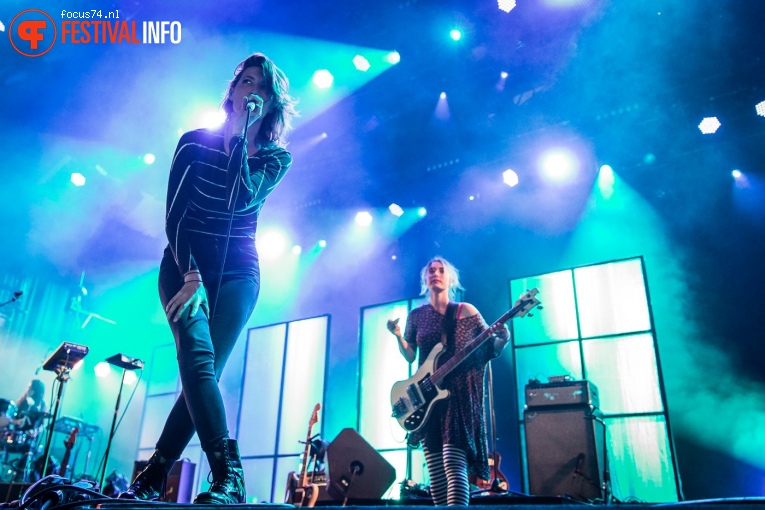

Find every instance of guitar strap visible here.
[440,302,460,347]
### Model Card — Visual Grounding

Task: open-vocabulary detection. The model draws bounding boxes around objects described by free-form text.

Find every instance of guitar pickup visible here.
[406,384,423,408]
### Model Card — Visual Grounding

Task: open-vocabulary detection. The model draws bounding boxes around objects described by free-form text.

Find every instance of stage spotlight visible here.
[756,101,765,118]
[0,21,5,32]
[417,207,427,217]
[321,132,328,139]
[124,371,138,385]
[198,108,226,129]
[292,245,302,255]
[469,195,475,201]
[450,29,462,41]
[312,70,334,89]
[95,362,110,378]
[698,116,721,134]
[318,240,327,248]
[436,92,449,121]
[353,55,371,72]
[71,172,86,186]
[391,255,397,260]
[598,164,615,198]
[257,231,287,260]
[143,153,156,165]
[732,169,742,179]
[498,0,517,13]
[385,51,401,65]
[389,203,404,217]
[496,71,509,92]
[502,169,519,187]
[540,149,577,183]
[355,211,373,226]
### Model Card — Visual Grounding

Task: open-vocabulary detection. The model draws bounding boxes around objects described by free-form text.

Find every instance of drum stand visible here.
[19,431,43,482]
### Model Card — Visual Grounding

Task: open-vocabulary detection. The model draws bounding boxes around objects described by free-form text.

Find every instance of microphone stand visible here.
[0,292,22,308]
[486,361,505,493]
[99,367,127,492]
[40,365,71,480]
[210,104,253,319]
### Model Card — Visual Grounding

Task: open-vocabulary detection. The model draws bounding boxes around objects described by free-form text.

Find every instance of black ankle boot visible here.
[194,439,245,504]
[118,450,176,501]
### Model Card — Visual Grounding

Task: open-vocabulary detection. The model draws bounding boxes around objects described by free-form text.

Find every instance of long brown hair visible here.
[221,53,298,147]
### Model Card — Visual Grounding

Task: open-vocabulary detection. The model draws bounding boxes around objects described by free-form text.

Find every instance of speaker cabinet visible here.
[524,407,604,501]
[133,459,196,503]
[326,428,396,501]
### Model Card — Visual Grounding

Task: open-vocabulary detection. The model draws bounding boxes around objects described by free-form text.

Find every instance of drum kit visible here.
[0,398,56,483]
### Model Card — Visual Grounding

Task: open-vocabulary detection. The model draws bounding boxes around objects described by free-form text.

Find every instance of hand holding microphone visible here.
[243,93,266,120]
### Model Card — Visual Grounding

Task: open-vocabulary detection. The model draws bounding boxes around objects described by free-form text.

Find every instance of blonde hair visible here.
[419,256,464,301]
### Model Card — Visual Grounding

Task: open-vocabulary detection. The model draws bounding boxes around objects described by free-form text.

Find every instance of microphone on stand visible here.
[1,290,24,309]
[244,96,265,113]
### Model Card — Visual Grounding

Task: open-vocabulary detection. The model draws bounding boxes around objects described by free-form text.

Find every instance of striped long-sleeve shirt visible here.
[165,128,292,275]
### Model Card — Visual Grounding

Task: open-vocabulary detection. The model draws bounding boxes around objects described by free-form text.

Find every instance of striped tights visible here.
[424,444,470,506]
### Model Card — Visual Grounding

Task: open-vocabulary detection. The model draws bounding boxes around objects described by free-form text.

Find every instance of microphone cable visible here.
[209,104,253,320]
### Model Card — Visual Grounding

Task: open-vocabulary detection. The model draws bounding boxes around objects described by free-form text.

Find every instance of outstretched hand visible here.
[386,318,401,337]
[166,281,209,323]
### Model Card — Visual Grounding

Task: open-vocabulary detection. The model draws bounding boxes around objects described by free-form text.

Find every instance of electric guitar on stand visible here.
[58,427,79,478]
[285,403,321,507]
[391,289,541,433]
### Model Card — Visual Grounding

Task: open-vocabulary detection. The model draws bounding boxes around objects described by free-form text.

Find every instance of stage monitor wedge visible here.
[327,428,396,501]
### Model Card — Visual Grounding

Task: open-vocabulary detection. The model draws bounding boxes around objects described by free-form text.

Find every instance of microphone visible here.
[14,291,23,298]
[244,96,266,113]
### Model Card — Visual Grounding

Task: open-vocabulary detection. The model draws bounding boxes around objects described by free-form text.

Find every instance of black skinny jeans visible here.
[155,239,259,457]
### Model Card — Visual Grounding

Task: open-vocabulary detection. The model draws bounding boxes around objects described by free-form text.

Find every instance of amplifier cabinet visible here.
[525,380,599,409]
[524,406,604,501]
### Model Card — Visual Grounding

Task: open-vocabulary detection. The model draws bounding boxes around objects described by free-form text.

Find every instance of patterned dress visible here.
[404,303,495,479]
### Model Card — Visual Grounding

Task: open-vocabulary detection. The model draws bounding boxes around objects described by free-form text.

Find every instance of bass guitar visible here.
[390,289,540,433]
[285,403,321,507]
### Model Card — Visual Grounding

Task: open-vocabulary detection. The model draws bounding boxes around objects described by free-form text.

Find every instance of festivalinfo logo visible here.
[8,9,182,57]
